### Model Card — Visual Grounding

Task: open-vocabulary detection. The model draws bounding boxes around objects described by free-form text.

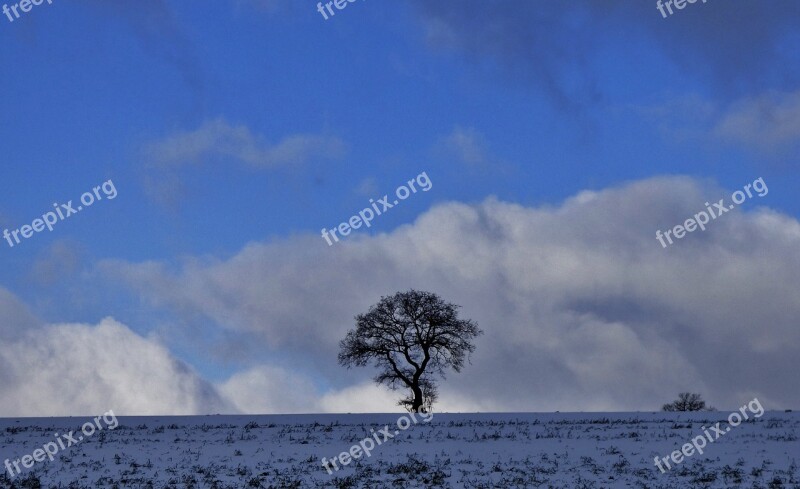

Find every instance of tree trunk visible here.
[410,384,424,413]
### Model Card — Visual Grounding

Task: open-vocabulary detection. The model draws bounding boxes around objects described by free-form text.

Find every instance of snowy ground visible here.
[0,411,797,488]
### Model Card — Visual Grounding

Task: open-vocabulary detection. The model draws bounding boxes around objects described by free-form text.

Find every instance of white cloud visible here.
[356,177,379,197]
[318,382,406,413]
[142,118,348,209]
[219,365,321,414]
[219,371,477,414]
[0,299,233,416]
[637,90,800,154]
[317,381,488,413]
[713,89,800,150]
[0,288,41,340]
[440,126,494,167]
[146,118,346,169]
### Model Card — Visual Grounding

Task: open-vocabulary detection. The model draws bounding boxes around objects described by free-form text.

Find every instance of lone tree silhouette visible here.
[662,392,714,412]
[338,290,482,413]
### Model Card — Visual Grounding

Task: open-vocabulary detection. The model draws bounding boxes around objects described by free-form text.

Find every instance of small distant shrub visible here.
[662,392,714,412]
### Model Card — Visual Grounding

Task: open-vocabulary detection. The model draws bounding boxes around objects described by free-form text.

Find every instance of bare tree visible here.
[338,290,482,413]
[662,392,715,412]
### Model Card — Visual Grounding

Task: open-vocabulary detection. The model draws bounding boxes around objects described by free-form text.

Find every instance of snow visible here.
[0,411,797,488]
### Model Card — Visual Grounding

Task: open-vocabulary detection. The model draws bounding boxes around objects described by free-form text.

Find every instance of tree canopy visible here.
[338,290,482,412]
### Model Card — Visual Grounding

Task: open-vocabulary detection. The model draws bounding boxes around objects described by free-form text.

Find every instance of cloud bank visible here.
[0,308,232,416]
[99,175,800,413]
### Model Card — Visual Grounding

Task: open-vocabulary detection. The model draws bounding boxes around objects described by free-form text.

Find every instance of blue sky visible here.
[0,0,799,415]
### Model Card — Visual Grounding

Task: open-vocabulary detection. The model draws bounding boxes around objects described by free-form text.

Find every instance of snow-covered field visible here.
[0,412,797,488]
